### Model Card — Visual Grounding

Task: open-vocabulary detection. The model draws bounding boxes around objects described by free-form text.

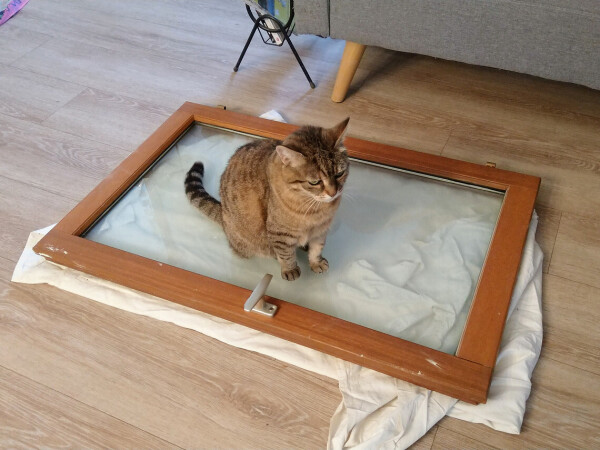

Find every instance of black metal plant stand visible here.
[233,2,315,89]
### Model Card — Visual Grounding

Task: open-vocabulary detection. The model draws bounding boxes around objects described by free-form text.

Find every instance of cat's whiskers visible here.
[342,191,357,202]
[301,197,319,220]
[339,187,358,204]
[293,194,313,217]
[303,198,317,216]
[297,194,316,214]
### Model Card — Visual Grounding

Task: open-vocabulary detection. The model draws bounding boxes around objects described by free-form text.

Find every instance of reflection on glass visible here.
[85,123,504,354]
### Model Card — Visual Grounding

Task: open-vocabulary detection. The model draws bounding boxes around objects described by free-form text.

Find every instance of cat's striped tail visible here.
[185,162,223,225]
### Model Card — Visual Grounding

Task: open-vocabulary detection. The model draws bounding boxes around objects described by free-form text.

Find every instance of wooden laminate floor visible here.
[1,0,599,448]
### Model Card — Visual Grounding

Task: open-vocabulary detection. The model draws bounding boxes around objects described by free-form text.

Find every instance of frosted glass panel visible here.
[85,123,504,354]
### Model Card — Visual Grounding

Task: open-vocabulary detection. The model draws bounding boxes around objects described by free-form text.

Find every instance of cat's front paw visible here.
[310,257,329,274]
[281,265,301,281]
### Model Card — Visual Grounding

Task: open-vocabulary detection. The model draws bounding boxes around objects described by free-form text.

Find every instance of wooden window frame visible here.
[33,102,540,404]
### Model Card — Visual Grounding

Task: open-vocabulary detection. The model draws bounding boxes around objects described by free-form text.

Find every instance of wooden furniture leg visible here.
[331,41,366,103]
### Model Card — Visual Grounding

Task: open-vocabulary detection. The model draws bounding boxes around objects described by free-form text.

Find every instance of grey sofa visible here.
[294,0,600,101]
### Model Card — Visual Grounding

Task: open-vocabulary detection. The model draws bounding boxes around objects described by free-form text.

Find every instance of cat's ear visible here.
[276,145,306,167]
[331,117,350,149]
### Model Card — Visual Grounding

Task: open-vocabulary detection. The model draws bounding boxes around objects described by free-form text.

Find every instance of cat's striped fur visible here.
[185,118,350,280]
[184,162,222,225]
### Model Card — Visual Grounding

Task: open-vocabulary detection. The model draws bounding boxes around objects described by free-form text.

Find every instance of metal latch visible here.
[244,274,277,317]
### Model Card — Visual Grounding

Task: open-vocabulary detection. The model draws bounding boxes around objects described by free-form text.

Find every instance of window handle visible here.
[244,274,277,317]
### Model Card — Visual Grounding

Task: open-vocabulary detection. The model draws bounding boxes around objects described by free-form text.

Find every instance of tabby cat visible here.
[184,118,350,281]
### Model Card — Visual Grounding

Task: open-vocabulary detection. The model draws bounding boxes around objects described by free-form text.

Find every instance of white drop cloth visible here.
[11,110,543,448]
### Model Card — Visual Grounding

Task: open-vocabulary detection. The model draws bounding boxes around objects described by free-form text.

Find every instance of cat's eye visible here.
[335,170,346,178]
[308,179,321,186]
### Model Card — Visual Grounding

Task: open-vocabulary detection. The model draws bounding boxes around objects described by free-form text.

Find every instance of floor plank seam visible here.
[435,422,502,449]
[6,33,53,67]
[39,113,134,154]
[427,425,439,449]
[0,255,16,267]
[0,108,132,158]
[546,264,600,291]
[539,348,600,377]
[52,30,237,78]
[35,90,90,124]
[0,172,95,205]
[0,65,89,125]
[39,89,175,152]
[0,364,185,449]
[6,36,207,108]
[6,57,90,93]
[551,269,600,289]
[543,209,562,273]
[438,128,454,156]
[34,1,235,40]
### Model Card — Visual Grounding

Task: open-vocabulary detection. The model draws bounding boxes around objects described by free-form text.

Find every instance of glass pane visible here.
[85,123,504,354]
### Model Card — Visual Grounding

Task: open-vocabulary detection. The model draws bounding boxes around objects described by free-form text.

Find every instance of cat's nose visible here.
[324,185,337,197]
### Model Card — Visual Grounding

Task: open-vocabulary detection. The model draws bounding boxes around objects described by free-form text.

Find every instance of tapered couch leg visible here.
[331,41,366,103]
